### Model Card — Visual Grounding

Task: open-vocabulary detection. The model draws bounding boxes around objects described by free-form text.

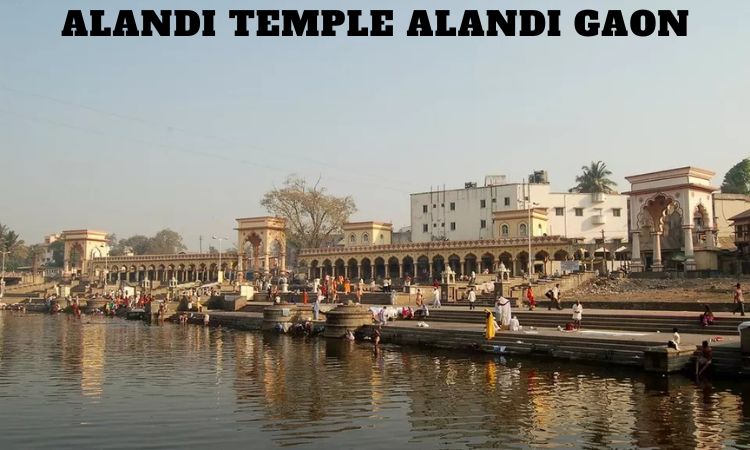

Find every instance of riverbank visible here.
[176,305,749,379]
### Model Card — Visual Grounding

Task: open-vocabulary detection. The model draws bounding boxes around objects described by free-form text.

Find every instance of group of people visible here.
[485,296,520,339]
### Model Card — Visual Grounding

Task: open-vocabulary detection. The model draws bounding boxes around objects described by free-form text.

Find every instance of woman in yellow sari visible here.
[485,309,497,340]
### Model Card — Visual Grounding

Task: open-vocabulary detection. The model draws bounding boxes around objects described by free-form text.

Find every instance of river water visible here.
[0,312,748,449]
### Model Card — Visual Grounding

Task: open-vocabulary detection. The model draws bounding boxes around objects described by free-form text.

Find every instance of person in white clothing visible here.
[509,316,520,331]
[572,300,583,330]
[668,327,681,350]
[497,296,512,328]
[432,288,441,308]
[467,288,477,310]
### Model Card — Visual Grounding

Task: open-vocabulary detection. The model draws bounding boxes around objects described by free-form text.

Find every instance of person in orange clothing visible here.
[302,290,309,305]
[344,278,351,295]
[526,286,536,311]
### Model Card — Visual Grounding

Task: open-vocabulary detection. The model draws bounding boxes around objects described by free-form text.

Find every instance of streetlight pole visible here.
[0,250,9,299]
[521,181,539,279]
[101,244,108,290]
[527,182,532,277]
[212,236,228,283]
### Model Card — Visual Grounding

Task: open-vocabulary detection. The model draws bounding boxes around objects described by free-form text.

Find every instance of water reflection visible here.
[0,312,749,449]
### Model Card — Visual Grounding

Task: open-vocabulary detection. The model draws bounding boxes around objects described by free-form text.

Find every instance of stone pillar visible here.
[511,259,517,277]
[399,263,403,279]
[280,253,286,273]
[428,262,433,280]
[344,265,349,278]
[683,225,696,271]
[651,232,663,272]
[357,264,362,280]
[630,231,643,272]
[264,254,270,273]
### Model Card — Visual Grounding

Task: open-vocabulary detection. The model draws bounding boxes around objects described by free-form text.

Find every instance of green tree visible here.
[721,158,750,194]
[108,229,187,255]
[28,244,47,271]
[261,175,356,249]
[0,224,23,252]
[569,161,618,194]
[119,235,151,255]
[49,240,65,267]
[148,229,187,254]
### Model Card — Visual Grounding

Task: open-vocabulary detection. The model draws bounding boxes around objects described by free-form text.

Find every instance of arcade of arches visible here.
[299,236,581,282]
[86,217,288,284]
[89,253,241,285]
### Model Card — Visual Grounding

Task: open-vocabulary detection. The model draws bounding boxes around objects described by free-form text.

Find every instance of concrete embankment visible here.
[181,306,748,378]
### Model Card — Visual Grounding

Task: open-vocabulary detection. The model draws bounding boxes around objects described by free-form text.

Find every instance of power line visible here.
[0,107,413,195]
[0,84,422,191]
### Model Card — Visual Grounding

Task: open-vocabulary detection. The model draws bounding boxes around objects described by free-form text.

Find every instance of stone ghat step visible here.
[383,326,665,349]
[377,328,655,367]
[428,312,742,329]
[430,310,747,323]
[425,311,744,335]
[426,318,738,336]
[379,326,746,374]
[426,311,743,326]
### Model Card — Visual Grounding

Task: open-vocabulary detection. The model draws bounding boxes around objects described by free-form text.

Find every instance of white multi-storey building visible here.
[410,175,628,245]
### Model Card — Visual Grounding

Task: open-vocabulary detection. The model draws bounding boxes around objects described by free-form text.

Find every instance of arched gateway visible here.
[626,167,719,272]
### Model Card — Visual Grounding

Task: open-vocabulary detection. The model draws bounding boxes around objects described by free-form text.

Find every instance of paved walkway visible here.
[378,318,739,348]
[210,303,743,349]
[417,304,749,318]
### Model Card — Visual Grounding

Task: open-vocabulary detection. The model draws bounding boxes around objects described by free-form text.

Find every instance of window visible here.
[450,202,455,211]
[480,219,487,229]
[574,208,583,217]
[441,223,445,228]
[433,223,437,228]
[422,224,428,233]
[520,223,528,236]
[441,203,444,207]
[613,208,621,217]
[480,199,486,208]
[432,204,436,208]
[501,224,509,236]
[450,222,456,231]
[492,198,497,203]
[422,205,427,213]
[555,207,564,216]
[349,234,356,243]
[362,233,369,242]
[504,197,510,206]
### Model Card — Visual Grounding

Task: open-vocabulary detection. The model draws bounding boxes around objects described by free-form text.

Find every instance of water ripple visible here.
[0,312,749,449]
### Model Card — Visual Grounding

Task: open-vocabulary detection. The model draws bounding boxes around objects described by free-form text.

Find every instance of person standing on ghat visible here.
[432,286,441,308]
[734,283,745,316]
[467,287,476,310]
[572,300,583,330]
[547,283,562,310]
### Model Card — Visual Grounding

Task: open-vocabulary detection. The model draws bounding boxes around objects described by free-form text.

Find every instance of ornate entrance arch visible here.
[627,167,718,272]
[61,230,109,277]
[236,217,287,279]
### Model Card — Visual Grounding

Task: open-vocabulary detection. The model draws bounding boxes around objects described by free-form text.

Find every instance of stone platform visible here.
[178,305,747,377]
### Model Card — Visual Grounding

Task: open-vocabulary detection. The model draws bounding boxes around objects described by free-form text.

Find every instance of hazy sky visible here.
[1,0,748,250]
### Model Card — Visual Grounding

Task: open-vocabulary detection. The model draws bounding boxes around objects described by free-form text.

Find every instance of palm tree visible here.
[570,161,618,194]
[1,230,22,252]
